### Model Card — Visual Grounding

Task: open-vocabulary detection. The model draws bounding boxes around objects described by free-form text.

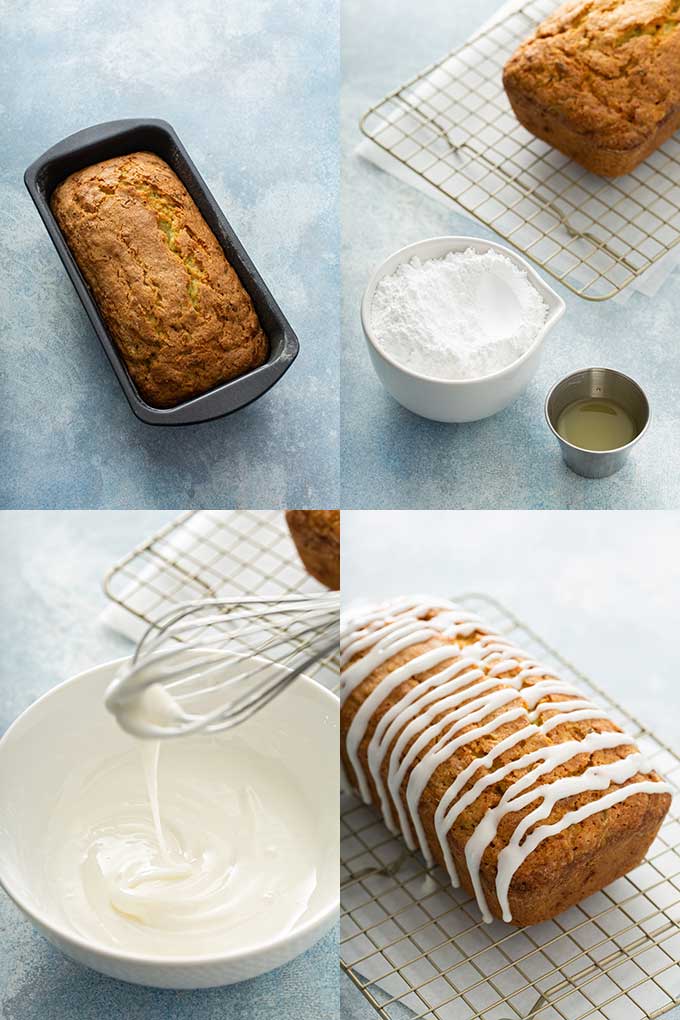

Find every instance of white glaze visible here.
[494,780,669,921]
[45,735,320,955]
[141,739,167,857]
[461,731,638,921]
[432,722,539,885]
[491,753,650,920]
[368,656,483,830]
[340,598,484,696]
[347,645,466,803]
[401,690,524,856]
[341,597,671,924]
[119,679,186,729]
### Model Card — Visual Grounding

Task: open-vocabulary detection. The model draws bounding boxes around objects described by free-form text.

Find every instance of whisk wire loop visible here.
[106,593,339,738]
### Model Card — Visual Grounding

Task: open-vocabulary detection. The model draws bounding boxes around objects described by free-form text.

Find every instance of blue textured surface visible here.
[341,0,680,510]
[0,0,339,509]
[0,511,338,1019]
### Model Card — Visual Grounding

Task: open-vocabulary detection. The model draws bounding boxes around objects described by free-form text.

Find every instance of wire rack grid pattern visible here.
[359,0,680,301]
[341,594,680,1020]
[103,510,339,688]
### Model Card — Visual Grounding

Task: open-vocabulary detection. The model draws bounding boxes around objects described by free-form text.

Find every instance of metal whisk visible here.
[105,592,339,739]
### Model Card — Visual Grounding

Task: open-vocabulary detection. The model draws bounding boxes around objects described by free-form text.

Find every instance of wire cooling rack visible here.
[359,0,680,301]
[103,510,338,687]
[341,593,680,1020]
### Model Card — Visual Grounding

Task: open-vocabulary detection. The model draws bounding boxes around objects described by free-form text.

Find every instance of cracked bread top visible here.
[503,0,680,152]
[51,152,268,408]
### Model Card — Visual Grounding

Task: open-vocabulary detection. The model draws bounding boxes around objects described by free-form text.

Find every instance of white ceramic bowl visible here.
[0,656,338,989]
[361,236,566,423]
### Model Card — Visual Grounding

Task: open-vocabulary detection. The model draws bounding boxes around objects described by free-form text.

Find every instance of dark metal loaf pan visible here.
[24,118,299,426]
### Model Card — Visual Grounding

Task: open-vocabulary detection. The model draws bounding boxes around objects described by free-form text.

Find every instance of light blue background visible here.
[341,0,680,510]
[0,511,338,1020]
[341,509,680,1019]
[0,0,339,509]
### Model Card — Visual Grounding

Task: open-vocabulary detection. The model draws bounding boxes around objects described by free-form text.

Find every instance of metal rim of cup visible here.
[544,367,651,457]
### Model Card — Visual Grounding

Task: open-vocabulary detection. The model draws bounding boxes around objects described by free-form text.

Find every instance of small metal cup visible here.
[545,368,650,478]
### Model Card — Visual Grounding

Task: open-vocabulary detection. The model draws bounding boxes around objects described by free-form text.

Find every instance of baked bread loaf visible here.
[503,0,680,177]
[51,152,268,408]
[341,597,671,925]
[286,511,340,590]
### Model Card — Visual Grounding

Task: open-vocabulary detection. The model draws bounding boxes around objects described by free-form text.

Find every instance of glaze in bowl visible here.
[0,656,338,988]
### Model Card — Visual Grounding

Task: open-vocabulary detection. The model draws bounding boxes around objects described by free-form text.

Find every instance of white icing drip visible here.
[432,702,616,886]
[540,706,611,733]
[340,597,459,645]
[341,596,473,631]
[340,597,475,658]
[495,778,673,922]
[340,599,485,700]
[388,680,518,844]
[456,730,636,908]
[341,597,670,925]
[463,733,643,921]
[341,615,430,670]
[432,722,540,885]
[341,621,438,703]
[403,691,526,859]
[490,662,542,680]
[501,753,649,868]
[537,699,597,715]
[346,645,462,802]
[365,633,557,833]
[520,681,580,709]
[367,654,483,829]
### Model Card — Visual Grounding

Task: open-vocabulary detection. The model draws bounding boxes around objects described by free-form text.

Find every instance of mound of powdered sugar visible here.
[370,248,549,380]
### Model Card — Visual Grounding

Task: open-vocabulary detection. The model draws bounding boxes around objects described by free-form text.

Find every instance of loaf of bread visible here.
[286,511,340,590]
[51,152,268,408]
[341,597,671,925]
[503,0,680,177]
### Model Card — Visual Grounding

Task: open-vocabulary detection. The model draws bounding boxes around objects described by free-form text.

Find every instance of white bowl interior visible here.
[0,656,338,956]
[362,235,566,382]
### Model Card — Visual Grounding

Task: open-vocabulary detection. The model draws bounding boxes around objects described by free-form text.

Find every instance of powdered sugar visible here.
[370,248,549,380]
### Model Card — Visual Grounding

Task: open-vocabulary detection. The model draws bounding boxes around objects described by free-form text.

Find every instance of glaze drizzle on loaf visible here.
[341,597,672,924]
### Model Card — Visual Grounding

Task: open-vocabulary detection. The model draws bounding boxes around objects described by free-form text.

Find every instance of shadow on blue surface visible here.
[0,914,338,1020]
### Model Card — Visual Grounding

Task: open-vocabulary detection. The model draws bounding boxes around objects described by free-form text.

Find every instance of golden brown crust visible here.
[286,510,340,590]
[341,622,671,925]
[503,0,680,177]
[51,152,268,408]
